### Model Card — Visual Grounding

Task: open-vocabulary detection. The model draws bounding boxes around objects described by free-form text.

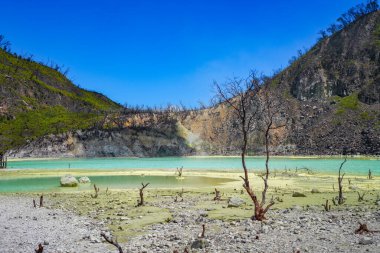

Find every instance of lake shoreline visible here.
[7,154,380,162]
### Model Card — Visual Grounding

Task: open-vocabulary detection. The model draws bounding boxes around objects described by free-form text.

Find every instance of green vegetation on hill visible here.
[0,47,121,153]
[0,106,100,151]
[333,93,360,115]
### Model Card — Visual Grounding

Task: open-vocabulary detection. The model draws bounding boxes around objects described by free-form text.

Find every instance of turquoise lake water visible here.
[5,156,380,175]
[0,175,233,193]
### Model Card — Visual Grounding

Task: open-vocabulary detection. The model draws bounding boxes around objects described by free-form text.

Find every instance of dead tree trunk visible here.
[91,184,100,198]
[137,183,150,206]
[357,192,366,202]
[176,166,183,177]
[39,195,43,207]
[201,224,206,238]
[323,199,331,211]
[214,73,285,221]
[0,153,7,169]
[337,157,347,205]
[101,232,123,253]
[213,188,221,201]
[355,222,379,234]
[368,169,373,180]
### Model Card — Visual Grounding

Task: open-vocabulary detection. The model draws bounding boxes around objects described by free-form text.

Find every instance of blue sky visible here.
[1,0,360,106]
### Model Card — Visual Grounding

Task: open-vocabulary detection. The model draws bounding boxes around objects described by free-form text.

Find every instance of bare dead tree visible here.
[137,182,150,206]
[111,110,126,129]
[91,184,100,198]
[199,224,206,238]
[256,84,288,217]
[214,72,273,220]
[368,169,373,180]
[178,188,184,198]
[39,195,43,207]
[355,222,379,234]
[357,192,366,202]
[101,232,123,253]
[215,72,283,221]
[214,188,221,201]
[323,199,331,211]
[176,166,184,177]
[106,187,111,196]
[337,154,347,205]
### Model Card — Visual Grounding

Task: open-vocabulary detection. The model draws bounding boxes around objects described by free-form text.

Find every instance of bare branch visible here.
[101,232,123,253]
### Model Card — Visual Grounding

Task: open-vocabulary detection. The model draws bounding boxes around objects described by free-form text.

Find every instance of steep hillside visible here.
[279,10,380,155]
[280,10,380,103]
[180,10,380,156]
[0,48,121,152]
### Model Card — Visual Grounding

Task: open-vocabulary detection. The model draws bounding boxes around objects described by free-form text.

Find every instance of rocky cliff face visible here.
[6,128,194,158]
[280,11,380,104]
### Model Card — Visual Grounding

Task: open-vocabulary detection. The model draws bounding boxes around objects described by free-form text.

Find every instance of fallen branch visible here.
[101,232,123,253]
[275,196,283,202]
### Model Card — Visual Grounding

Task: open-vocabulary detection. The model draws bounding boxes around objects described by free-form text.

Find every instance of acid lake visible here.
[5,156,379,175]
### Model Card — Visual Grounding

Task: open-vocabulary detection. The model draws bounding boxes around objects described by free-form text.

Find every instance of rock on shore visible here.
[60,175,79,187]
